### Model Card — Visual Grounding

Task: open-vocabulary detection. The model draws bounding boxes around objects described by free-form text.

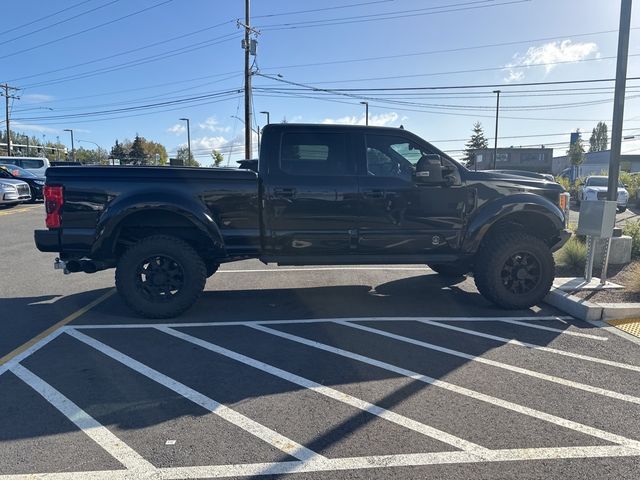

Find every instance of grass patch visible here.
[555,236,587,271]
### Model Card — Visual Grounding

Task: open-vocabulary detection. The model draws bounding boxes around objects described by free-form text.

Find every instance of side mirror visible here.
[415,154,444,185]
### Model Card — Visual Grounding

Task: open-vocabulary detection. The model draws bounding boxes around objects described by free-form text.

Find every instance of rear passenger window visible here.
[21,159,44,169]
[280,133,351,176]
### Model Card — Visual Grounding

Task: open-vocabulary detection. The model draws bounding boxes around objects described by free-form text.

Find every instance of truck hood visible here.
[583,186,627,193]
[465,170,563,191]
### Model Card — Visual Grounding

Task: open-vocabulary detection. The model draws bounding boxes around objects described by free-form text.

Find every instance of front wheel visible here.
[115,235,206,318]
[474,232,554,310]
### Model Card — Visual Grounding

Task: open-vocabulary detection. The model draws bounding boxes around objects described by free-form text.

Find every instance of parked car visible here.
[0,156,51,176]
[488,169,555,182]
[35,123,570,318]
[0,174,31,207]
[576,175,629,212]
[0,164,45,202]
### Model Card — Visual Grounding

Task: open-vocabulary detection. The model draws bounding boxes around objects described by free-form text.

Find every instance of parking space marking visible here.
[72,315,576,330]
[339,321,640,405]
[1,446,639,480]
[10,363,154,472]
[498,319,606,340]
[0,205,41,217]
[250,324,640,451]
[158,326,485,453]
[0,288,116,373]
[66,328,325,463]
[421,320,640,372]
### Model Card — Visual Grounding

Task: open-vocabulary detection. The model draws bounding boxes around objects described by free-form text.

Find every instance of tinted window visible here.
[21,159,45,169]
[365,135,423,181]
[280,133,350,176]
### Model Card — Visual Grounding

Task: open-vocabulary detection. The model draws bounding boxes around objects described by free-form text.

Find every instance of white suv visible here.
[0,156,50,177]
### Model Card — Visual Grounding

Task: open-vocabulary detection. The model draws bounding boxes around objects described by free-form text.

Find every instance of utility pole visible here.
[607,0,633,201]
[64,129,75,161]
[492,90,501,169]
[179,118,191,163]
[56,135,60,161]
[360,101,369,125]
[243,0,252,159]
[1,83,20,156]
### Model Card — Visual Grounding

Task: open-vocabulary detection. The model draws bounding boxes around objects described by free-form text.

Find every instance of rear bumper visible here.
[35,229,61,252]
[35,227,98,254]
[551,228,572,252]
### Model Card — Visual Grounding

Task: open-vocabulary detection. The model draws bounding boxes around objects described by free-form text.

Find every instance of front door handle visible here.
[363,189,386,199]
[273,188,297,198]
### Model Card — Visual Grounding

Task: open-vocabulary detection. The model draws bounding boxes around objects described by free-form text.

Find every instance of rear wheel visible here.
[115,235,206,318]
[474,231,554,309]
[618,206,627,213]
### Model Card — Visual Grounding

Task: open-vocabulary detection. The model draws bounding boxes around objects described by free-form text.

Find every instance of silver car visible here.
[0,177,31,207]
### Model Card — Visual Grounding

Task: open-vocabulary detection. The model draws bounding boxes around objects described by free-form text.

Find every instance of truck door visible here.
[263,129,359,256]
[356,132,469,255]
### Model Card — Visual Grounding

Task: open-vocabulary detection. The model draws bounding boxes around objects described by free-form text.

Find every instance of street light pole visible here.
[492,90,501,169]
[260,110,270,125]
[64,128,75,162]
[360,101,369,125]
[179,118,191,163]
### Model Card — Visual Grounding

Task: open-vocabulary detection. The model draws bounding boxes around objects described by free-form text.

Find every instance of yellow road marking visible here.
[607,318,640,338]
[0,205,42,217]
[0,288,116,367]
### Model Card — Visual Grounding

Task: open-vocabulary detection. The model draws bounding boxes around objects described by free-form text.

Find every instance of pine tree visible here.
[589,121,608,152]
[129,135,146,164]
[110,140,127,164]
[463,122,489,166]
[568,135,585,166]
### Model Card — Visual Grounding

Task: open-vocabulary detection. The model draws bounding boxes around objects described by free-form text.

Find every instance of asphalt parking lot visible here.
[2,205,640,479]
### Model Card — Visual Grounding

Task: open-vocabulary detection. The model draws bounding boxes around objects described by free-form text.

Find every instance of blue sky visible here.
[3,0,640,165]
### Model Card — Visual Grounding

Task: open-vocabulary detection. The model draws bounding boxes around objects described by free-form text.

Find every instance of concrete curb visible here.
[545,288,640,322]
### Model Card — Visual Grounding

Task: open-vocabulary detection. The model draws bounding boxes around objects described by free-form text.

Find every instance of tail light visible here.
[44,185,64,228]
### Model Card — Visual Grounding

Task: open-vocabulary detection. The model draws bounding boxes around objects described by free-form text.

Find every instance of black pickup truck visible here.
[35,123,570,318]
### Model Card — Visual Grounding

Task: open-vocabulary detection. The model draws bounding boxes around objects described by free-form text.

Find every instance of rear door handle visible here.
[363,189,386,199]
[273,188,297,198]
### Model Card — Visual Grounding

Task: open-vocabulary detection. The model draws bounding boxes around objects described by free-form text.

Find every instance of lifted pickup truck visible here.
[35,124,570,318]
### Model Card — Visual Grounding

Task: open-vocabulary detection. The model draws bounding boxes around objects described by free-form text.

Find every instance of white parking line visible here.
[10,364,154,472]
[249,324,640,451]
[497,318,606,340]
[0,328,67,376]
[1,446,638,479]
[157,326,485,453]
[338,321,640,405]
[71,315,576,330]
[421,320,640,373]
[66,328,324,463]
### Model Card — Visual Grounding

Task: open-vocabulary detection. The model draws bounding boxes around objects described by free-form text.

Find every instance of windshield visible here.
[586,177,623,187]
[0,164,37,177]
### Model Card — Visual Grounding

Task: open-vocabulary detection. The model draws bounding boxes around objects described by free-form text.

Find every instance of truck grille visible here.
[597,192,607,200]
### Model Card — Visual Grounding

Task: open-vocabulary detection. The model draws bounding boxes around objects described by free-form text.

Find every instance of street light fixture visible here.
[63,128,75,162]
[179,118,191,163]
[360,101,369,126]
[260,111,270,125]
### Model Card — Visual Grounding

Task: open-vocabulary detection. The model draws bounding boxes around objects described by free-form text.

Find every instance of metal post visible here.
[260,111,270,125]
[607,0,632,200]
[584,235,596,282]
[243,0,252,160]
[492,89,501,169]
[601,237,613,285]
[180,118,191,163]
[360,101,369,125]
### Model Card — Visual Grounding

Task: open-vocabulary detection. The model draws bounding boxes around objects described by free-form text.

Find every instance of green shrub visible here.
[623,220,640,258]
[555,176,570,192]
[555,236,587,270]
[619,170,639,201]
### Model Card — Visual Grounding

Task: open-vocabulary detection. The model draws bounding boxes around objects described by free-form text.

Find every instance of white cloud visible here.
[22,93,54,103]
[503,40,599,82]
[11,122,59,134]
[192,135,229,151]
[198,116,231,133]
[322,111,399,127]
[167,123,186,135]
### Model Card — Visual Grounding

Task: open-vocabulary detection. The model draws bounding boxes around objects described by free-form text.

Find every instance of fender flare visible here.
[462,193,565,253]
[90,190,225,258]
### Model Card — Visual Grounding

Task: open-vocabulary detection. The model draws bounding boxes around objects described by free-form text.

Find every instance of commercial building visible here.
[469,147,553,173]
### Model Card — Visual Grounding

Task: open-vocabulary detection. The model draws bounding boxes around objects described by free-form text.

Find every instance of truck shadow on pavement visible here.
[0,274,604,475]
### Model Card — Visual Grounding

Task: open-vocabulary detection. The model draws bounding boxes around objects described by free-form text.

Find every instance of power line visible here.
[0,0,175,61]
[0,0,94,37]
[252,0,394,18]
[0,0,121,47]
[257,0,530,31]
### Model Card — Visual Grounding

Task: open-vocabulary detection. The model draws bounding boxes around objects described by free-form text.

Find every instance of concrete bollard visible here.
[595,235,632,265]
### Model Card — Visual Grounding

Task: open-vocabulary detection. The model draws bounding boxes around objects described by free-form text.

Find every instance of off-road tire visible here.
[115,235,206,318]
[428,262,470,277]
[474,231,554,309]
